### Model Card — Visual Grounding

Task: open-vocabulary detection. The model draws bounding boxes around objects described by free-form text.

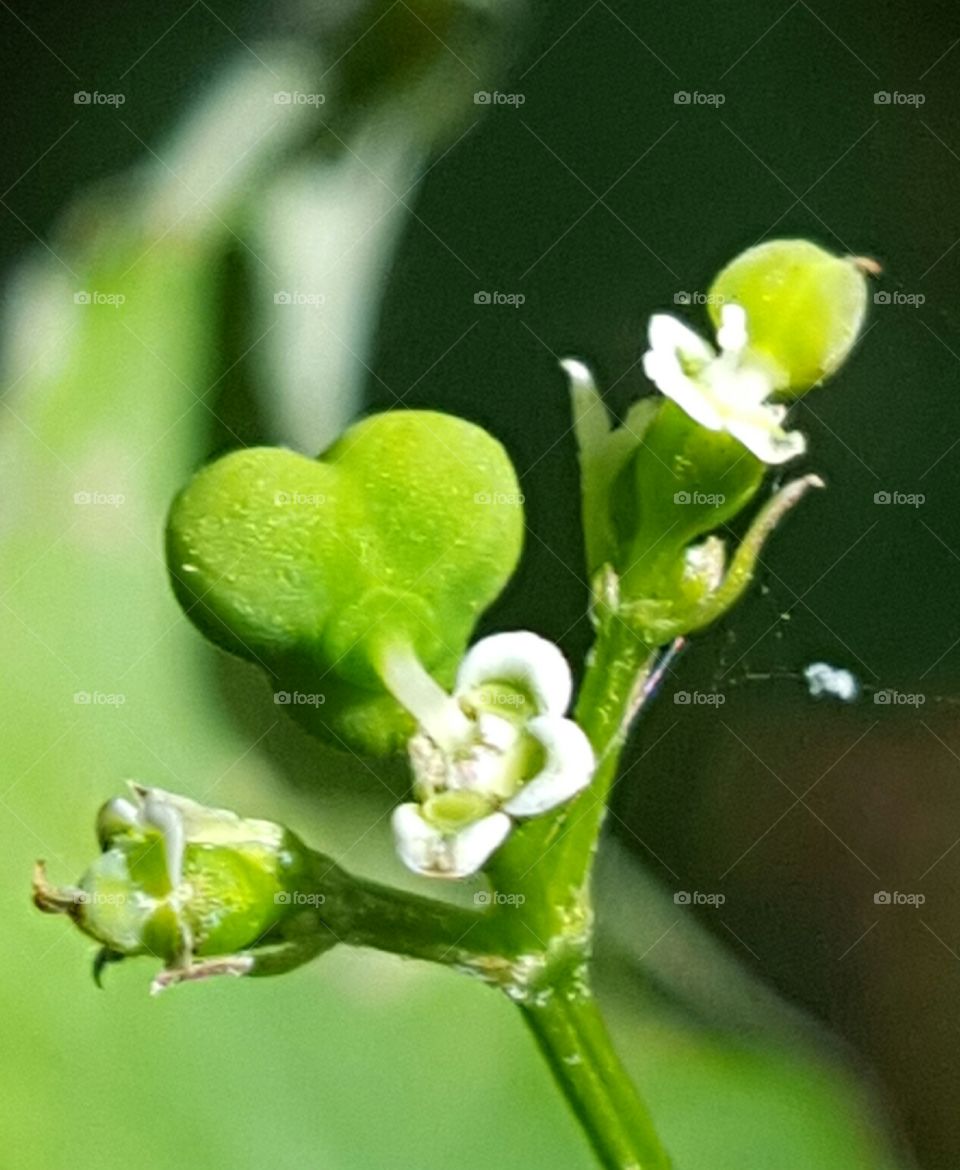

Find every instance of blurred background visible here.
[1,1,958,1166]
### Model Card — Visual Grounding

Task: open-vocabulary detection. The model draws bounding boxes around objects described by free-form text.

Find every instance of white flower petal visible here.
[726,410,806,465]
[455,631,573,717]
[644,355,726,432]
[716,302,748,354]
[502,717,596,817]
[391,804,511,879]
[647,313,714,365]
[137,789,186,889]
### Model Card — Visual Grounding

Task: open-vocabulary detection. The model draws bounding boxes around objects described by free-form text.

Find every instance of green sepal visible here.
[615,400,765,599]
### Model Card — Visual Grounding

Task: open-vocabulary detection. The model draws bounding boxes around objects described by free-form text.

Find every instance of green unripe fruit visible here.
[167,410,524,754]
[708,239,868,394]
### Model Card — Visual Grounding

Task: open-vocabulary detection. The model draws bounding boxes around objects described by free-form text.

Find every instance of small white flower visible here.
[391,804,512,879]
[643,303,805,465]
[386,632,596,879]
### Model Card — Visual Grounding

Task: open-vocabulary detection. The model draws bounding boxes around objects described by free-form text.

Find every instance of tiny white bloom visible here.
[643,303,806,465]
[387,631,596,878]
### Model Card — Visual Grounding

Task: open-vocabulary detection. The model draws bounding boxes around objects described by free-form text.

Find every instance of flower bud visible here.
[34,786,317,981]
[708,239,868,394]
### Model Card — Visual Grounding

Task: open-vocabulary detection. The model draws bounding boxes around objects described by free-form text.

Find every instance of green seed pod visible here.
[166,411,524,754]
[708,239,868,394]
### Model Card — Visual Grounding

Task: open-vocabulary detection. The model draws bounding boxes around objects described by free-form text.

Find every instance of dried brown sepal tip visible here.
[850,255,883,278]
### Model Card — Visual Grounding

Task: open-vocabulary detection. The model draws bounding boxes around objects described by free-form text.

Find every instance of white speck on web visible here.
[804,662,859,703]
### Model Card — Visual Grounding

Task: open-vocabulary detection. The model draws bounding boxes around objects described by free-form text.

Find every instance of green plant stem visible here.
[306,855,503,969]
[484,609,669,1168]
[521,984,671,1170]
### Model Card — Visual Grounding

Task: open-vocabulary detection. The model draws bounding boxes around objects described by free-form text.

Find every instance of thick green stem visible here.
[522,984,671,1170]
[304,854,505,970]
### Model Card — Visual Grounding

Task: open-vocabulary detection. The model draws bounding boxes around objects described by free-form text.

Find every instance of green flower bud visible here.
[167,411,524,754]
[708,239,868,394]
[34,785,320,989]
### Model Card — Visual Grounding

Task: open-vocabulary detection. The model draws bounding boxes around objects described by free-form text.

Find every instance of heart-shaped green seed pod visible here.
[708,239,868,394]
[166,411,524,754]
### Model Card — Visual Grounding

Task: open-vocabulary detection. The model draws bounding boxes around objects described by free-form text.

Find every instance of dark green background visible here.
[2,2,959,1167]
